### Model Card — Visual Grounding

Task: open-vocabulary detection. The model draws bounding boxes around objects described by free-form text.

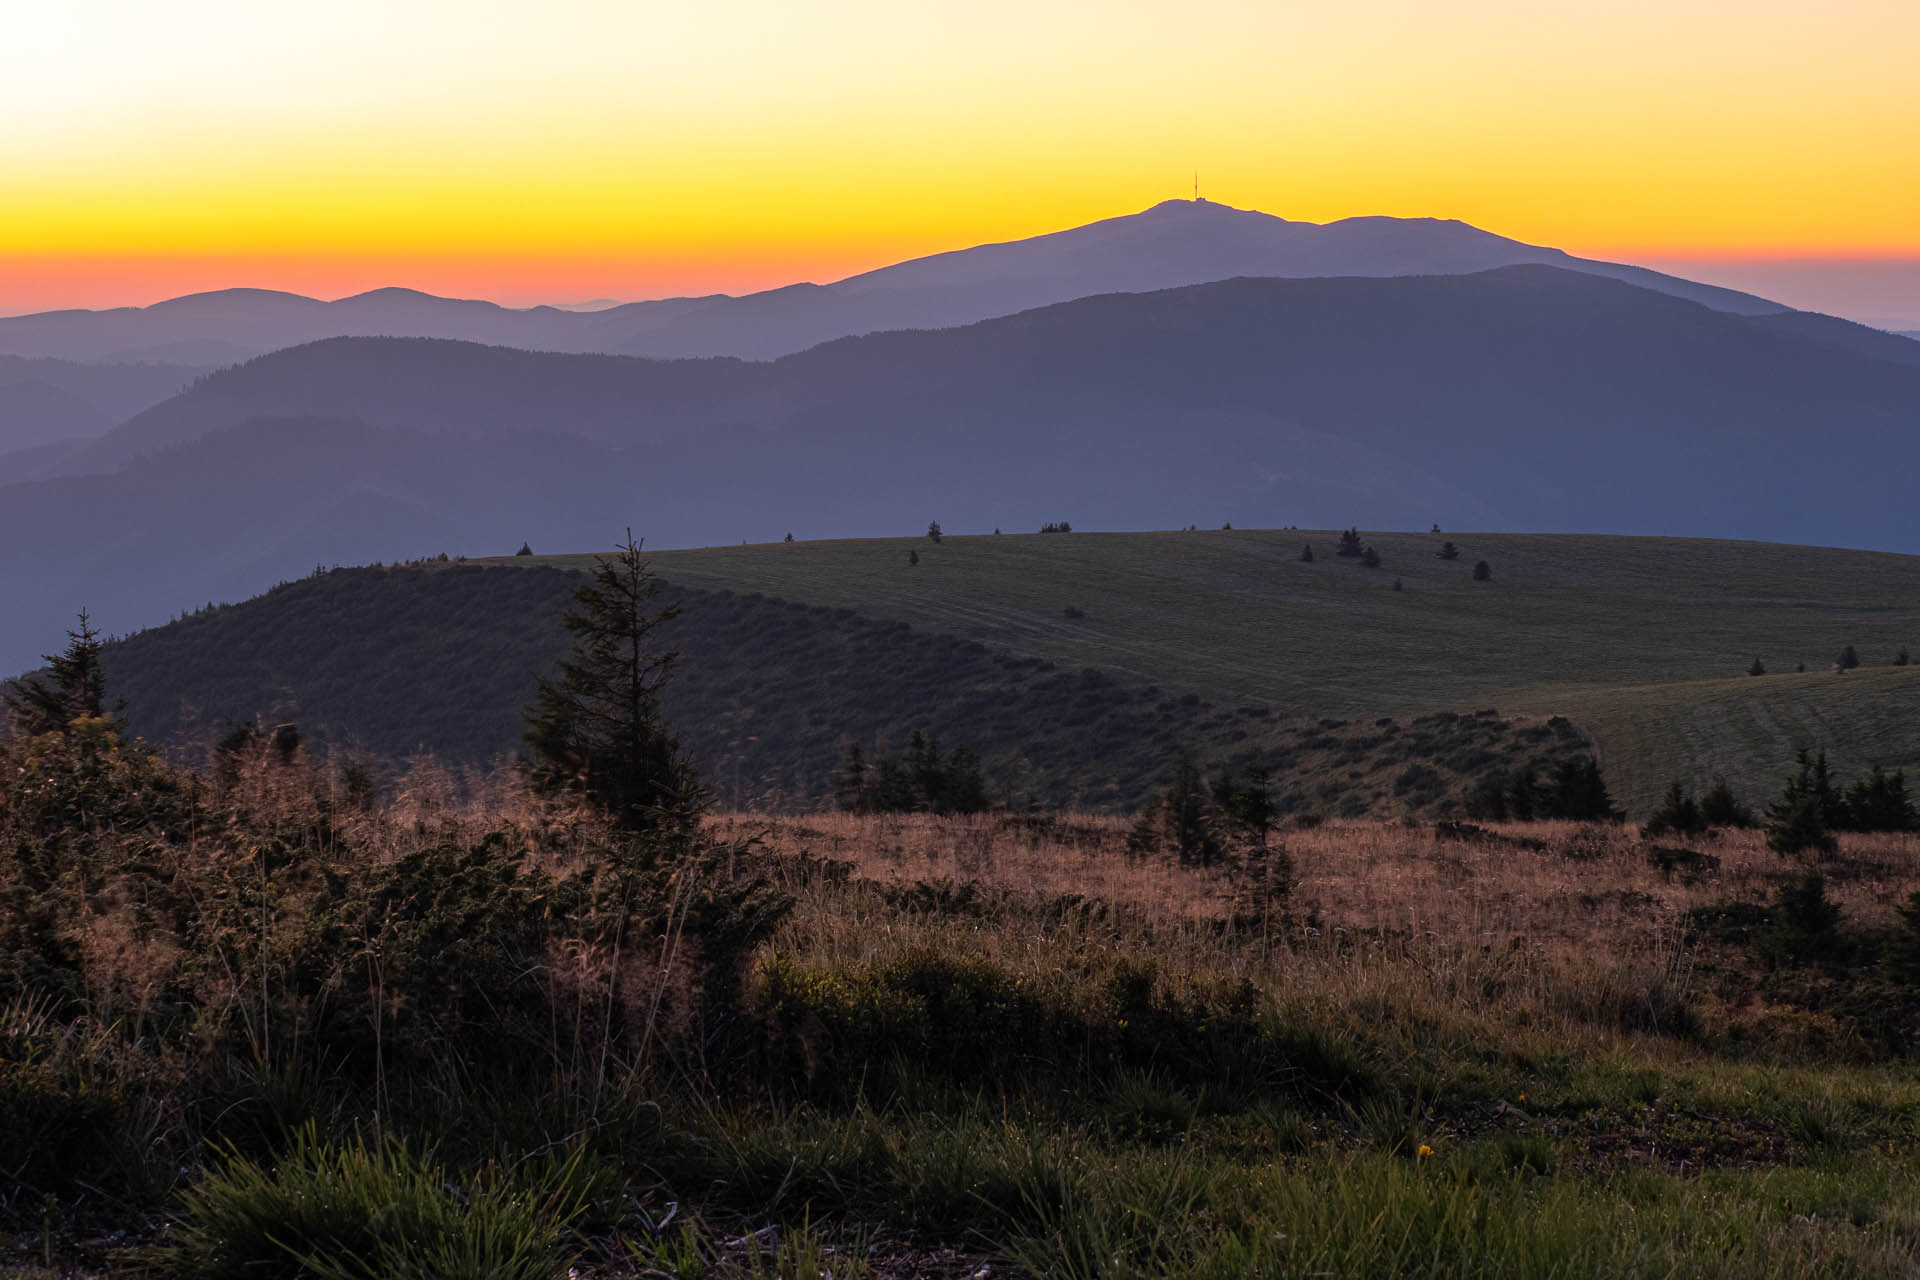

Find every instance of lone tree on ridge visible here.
[524,530,702,834]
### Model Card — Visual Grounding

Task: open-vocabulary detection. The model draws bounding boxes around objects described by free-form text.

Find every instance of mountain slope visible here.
[86,530,1920,817]
[4,265,1916,675]
[0,201,1784,363]
[98,561,1583,814]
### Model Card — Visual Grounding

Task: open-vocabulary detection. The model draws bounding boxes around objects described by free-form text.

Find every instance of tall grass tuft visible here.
[159,1123,599,1280]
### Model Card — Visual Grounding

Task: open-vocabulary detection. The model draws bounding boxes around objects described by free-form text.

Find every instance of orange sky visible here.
[5,0,1918,317]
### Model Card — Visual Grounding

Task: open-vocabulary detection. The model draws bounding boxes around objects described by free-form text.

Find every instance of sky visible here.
[5,0,1919,324]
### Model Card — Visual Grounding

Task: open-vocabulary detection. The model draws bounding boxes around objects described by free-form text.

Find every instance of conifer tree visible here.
[1766,749,1841,856]
[3,610,116,739]
[523,531,702,834]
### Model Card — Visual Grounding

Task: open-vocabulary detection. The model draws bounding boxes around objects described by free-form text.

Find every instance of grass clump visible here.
[160,1124,599,1280]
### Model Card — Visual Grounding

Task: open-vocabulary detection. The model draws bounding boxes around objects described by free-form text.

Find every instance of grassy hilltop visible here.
[500,527,1920,813]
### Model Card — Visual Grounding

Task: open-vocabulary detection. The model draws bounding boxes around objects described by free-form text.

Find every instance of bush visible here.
[1842,767,1916,832]
[1837,645,1859,670]
[162,1124,597,1280]
[1472,560,1492,581]
[1699,778,1756,828]
[1748,657,1765,677]
[1643,781,1704,837]
[1766,749,1841,854]
[1361,547,1382,569]
[1436,541,1460,560]
[1336,528,1364,558]
[1763,874,1843,965]
[1128,756,1222,867]
[834,733,989,815]
[1299,544,1314,563]
[1768,794,1836,857]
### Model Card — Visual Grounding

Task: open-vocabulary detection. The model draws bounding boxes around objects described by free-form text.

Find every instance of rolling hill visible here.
[0,354,209,459]
[0,200,1782,364]
[4,265,1918,676]
[81,529,1920,818]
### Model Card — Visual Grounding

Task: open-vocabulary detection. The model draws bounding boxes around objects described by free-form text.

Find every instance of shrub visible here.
[1436,541,1460,560]
[1768,794,1836,857]
[834,732,989,815]
[515,543,532,556]
[1896,647,1911,667]
[1699,778,1756,828]
[1336,528,1364,557]
[1764,874,1843,964]
[1889,891,1920,984]
[1539,756,1620,821]
[1766,749,1842,854]
[1360,546,1382,569]
[1128,756,1222,867]
[1842,767,1916,832]
[1299,544,1314,562]
[1643,781,1704,837]
[1472,560,1492,581]
[1837,645,1859,670]
[1748,657,1765,677]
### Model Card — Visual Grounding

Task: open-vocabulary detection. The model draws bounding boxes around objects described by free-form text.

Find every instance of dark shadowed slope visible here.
[3,265,1916,674]
[99,561,1593,814]
[0,202,1783,363]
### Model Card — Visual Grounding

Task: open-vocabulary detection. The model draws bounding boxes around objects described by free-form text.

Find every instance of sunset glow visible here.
[6,0,1918,312]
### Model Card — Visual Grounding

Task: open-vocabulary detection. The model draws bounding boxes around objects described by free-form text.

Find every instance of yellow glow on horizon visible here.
[4,0,1917,310]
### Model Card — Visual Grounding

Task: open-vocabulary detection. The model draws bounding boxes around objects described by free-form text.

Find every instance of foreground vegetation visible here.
[6,709,1920,1275]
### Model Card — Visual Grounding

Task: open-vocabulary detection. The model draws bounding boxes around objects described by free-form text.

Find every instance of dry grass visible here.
[723,809,1920,946]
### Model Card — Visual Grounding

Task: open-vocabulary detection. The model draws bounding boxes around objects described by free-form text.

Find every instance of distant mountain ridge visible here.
[0,354,209,459]
[0,200,1786,364]
[2,263,1917,675]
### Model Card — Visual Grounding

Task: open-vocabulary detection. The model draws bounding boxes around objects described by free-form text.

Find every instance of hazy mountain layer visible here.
[2,265,1915,674]
[0,355,208,459]
[0,202,1782,364]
